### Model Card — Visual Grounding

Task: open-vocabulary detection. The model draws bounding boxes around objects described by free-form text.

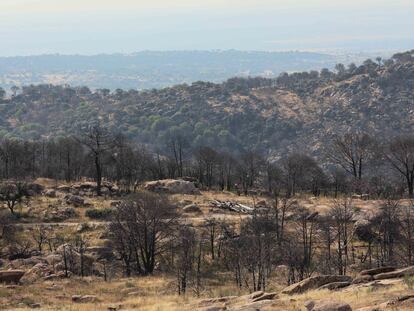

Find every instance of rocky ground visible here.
[1,178,414,310]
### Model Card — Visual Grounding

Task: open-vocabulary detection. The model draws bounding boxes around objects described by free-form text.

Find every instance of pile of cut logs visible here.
[210,200,254,214]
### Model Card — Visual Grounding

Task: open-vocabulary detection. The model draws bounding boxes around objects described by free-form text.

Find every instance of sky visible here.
[0,0,413,56]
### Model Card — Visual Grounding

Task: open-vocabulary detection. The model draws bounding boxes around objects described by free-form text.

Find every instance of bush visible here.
[85,208,113,220]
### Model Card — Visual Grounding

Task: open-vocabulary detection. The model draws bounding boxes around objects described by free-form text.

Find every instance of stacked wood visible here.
[210,200,254,214]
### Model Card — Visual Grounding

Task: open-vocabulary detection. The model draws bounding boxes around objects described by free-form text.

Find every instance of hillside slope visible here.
[0,51,413,157]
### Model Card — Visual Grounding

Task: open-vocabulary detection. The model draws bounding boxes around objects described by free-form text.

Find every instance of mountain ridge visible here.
[0,50,413,158]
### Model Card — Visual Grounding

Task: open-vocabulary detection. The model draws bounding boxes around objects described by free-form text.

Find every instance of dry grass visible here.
[7,188,414,310]
[0,275,192,310]
[277,279,414,310]
[3,264,414,310]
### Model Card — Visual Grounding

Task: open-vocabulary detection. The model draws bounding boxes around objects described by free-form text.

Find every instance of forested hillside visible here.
[0,50,413,157]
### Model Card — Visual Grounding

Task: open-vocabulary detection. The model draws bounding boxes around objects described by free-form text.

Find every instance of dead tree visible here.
[292,206,318,279]
[32,225,51,253]
[109,192,178,275]
[73,235,88,277]
[384,136,414,197]
[203,217,218,260]
[75,123,114,196]
[328,133,374,181]
[328,198,355,275]
[399,201,414,265]
[175,225,196,295]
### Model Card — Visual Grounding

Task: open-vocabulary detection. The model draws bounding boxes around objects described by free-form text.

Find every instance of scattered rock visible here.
[57,185,71,193]
[195,292,278,311]
[318,281,351,291]
[198,306,226,311]
[27,182,45,195]
[256,200,268,208]
[72,295,98,303]
[252,292,278,302]
[351,275,373,284]
[45,254,63,266]
[65,195,86,207]
[44,189,57,198]
[20,263,53,284]
[29,303,41,309]
[233,300,277,311]
[360,267,396,276]
[143,179,201,195]
[282,275,352,295]
[183,204,202,213]
[72,295,82,302]
[355,295,414,311]
[80,295,98,303]
[310,299,352,311]
[198,296,238,306]
[0,270,25,284]
[248,291,264,300]
[305,300,316,311]
[374,266,414,280]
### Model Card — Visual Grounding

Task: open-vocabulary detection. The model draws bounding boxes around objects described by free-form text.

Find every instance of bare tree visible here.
[328,133,374,181]
[175,225,196,295]
[292,206,318,279]
[73,235,89,277]
[384,136,414,197]
[109,192,178,275]
[194,147,219,189]
[282,153,323,196]
[400,201,414,265]
[328,198,355,275]
[32,225,51,253]
[75,123,114,196]
[166,131,188,178]
[203,217,218,260]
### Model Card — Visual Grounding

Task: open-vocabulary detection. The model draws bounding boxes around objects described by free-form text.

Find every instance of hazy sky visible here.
[1,0,413,56]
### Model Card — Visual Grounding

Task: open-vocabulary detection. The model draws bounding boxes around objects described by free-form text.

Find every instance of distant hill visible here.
[0,50,386,90]
[0,50,413,158]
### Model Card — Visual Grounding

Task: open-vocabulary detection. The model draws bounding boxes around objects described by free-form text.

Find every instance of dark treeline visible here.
[0,124,413,199]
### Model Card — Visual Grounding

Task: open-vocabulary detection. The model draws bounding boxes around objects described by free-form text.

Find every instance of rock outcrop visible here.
[282,275,352,295]
[144,179,201,195]
[360,267,396,276]
[72,295,98,303]
[0,270,25,283]
[64,194,86,207]
[183,204,202,214]
[374,266,414,280]
[194,291,278,310]
[305,299,352,311]
[318,281,351,291]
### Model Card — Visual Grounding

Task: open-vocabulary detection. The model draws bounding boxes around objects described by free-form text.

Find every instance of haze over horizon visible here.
[1,0,413,56]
